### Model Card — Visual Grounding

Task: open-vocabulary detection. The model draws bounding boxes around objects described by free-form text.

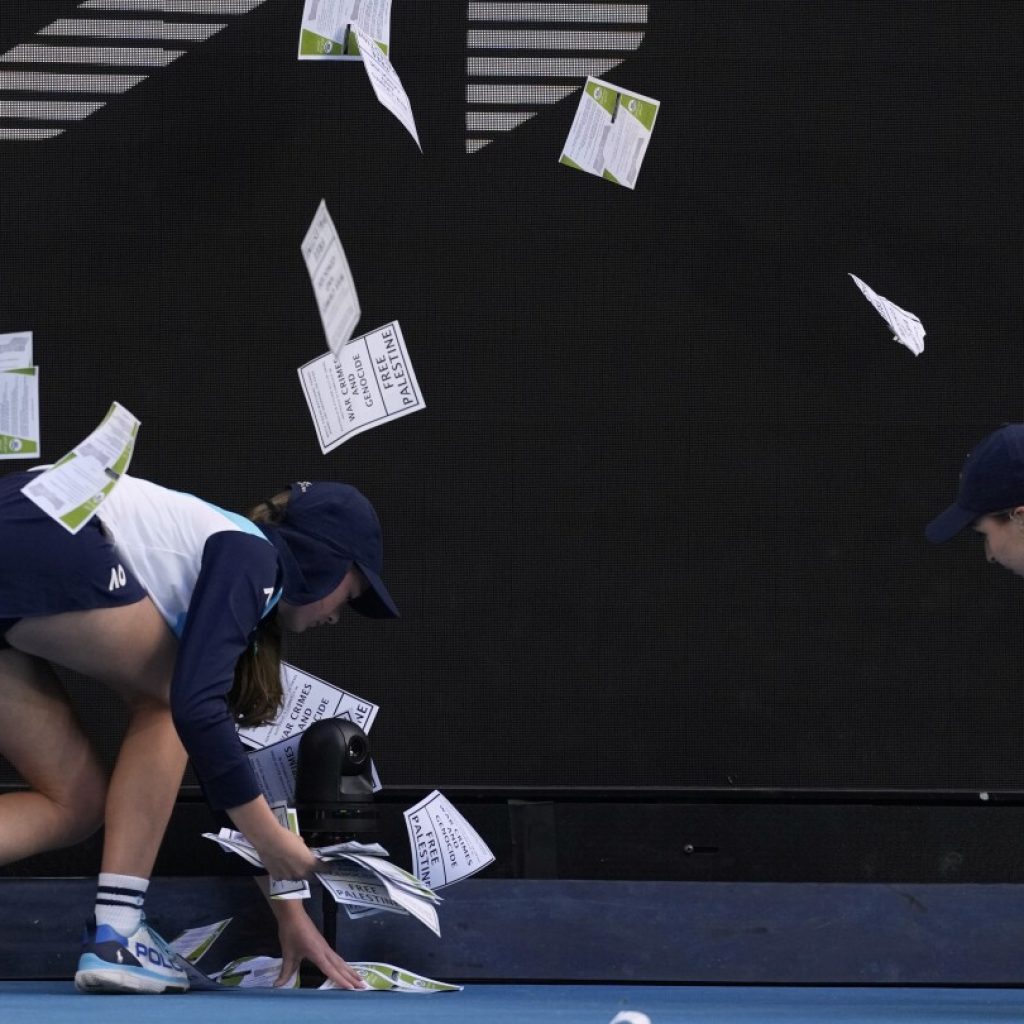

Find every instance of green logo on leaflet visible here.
[0,435,36,455]
[621,94,658,131]
[300,29,340,56]
[586,80,618,116]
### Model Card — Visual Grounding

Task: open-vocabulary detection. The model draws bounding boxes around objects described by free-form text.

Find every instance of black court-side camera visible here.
[295,719,377,845]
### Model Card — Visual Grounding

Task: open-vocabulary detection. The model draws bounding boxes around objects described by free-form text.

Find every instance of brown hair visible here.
[227,489,290,727]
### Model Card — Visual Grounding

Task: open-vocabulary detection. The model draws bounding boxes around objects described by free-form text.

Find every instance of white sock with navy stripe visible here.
[94,872,149,936]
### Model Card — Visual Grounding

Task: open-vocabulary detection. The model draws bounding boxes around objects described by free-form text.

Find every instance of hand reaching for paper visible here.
[271,899,367,990]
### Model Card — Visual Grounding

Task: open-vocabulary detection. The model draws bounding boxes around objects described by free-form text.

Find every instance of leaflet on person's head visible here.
[559,77,660,190]
[849,274,926,356]
[298,0,392,60]
[404,790,495,889]
[298,320,425,452]
[21,401,138,533]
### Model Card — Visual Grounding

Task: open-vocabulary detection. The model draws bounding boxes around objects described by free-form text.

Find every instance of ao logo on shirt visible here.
[108,564,127,591]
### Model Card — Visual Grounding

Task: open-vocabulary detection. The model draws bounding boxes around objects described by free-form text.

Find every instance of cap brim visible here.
[925,503,978,543]
[350,563,400,619]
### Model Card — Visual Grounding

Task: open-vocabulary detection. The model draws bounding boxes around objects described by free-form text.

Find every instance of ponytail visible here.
[227,489,291,727]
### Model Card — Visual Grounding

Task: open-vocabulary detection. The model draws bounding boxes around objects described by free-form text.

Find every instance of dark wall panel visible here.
[0,1,1022,794]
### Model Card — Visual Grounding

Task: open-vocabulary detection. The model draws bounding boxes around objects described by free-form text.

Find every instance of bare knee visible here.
[44,763,108,847]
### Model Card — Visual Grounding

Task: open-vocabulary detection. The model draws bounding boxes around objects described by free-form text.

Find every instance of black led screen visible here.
[1,0,1023,795]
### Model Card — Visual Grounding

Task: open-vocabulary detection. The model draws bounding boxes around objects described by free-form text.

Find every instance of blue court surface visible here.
[3,983,1024,1023]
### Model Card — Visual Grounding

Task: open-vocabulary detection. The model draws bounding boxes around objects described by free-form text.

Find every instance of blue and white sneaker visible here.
[75,916,189,994]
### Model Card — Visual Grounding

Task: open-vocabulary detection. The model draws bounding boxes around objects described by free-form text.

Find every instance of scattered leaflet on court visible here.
[302,200,361,356]
[171,920,455,994]
[404,790,495,889]
[212,955,299,989]
[240,662,381,804]
[298,320,425,452]
[21,401,138,533]
[559,77,660,190]
[168,918,232,965]
[298,0,392,60]
[321,963,462,992]
[849,274,926,356]
[200,953,457,993]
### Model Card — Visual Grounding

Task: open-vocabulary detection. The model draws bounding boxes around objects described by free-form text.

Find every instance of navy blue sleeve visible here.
[170,531,279,811]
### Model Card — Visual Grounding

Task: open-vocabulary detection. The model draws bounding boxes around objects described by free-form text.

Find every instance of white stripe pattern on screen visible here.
[0,46,185,66]
[0,0,270,140]
[0,100,106,119]
[466,111,537,131]
[468,29,643,49]
[40,20,227,42]
[0,72,146,93]
[466,0,647,154]
[467,56,625,76]
[0,127,65,140]
[467,83,579,103]
[81,1,265,11]
[469,3,648,21]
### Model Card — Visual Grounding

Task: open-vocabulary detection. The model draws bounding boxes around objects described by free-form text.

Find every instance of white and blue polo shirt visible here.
[99,475,282,810]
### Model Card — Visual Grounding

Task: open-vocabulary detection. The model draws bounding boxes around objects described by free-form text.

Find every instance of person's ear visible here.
[1011,507,1024,527]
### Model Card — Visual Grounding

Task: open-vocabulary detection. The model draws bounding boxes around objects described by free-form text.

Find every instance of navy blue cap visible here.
[261,481,399,618]
[926,425,1024,543]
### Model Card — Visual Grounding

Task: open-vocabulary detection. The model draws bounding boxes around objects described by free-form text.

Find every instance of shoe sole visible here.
[75,967,188,994]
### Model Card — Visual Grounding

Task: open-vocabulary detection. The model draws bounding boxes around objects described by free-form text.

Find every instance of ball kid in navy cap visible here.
[927,425,1024,574]
[260,481,399,621]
